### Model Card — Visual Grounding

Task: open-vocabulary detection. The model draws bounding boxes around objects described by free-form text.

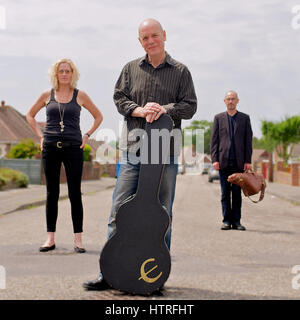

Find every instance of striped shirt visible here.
[113,53,197,155]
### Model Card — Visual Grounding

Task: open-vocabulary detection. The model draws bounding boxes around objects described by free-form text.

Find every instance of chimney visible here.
[1,101,5,108]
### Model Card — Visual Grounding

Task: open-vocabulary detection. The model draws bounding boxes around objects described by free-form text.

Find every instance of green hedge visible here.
[0,174,8,189]
[83,144,92,161]
[6,139,41,159]
[0,167,29,190]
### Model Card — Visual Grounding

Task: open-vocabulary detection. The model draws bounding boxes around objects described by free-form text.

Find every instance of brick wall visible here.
[291,163,299,186]
[99,163,117,178]
[257,161,300,186]
[274,170,292,185]
[272,162,299,186]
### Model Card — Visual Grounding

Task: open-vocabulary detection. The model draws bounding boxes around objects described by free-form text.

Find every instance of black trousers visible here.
[42,144,83,233]
[219,163,243,225]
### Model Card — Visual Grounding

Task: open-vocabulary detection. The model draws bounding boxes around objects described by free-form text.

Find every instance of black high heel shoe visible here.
[74,246,86,253]
[39,244,56,252]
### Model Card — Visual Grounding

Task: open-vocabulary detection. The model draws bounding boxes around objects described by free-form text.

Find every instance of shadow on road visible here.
[85,285,293,300]
[246,229,295,235]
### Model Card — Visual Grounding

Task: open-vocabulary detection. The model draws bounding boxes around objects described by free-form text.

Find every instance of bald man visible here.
[83,18,197,291]
[210,91,253,231]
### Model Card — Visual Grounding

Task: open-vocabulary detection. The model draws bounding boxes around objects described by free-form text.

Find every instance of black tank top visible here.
[43,89,82,143]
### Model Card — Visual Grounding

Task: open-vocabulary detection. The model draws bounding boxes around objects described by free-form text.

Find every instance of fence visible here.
[0,159,117,185]
[0,158,41,184]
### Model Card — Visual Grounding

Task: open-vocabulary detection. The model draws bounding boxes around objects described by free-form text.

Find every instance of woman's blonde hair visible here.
[48,58,80,90]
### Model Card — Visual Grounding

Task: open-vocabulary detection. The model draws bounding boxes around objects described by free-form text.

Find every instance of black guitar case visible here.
[100,114,174,295]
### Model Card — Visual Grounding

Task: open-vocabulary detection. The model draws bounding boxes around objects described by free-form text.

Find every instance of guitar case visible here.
[100,114,174,295]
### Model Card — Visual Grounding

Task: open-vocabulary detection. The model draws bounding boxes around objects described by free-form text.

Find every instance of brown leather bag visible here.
[227,170,266,203]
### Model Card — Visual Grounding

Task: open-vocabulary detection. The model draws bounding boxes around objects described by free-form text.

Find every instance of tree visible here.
[261,116,300,181]
[272,116,300,164]
[183,120,212,154]
[261,121,277,182]
[252,137,265,149]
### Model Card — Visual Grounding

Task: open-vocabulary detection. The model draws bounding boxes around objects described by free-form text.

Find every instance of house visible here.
[251,149,269,165]
[86,138,119,164]
[95,141,118,164]
[273,143,300,163]
[85,138,104,160]
[0,101,44,158]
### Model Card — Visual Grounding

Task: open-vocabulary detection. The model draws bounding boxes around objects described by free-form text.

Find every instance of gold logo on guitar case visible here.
[138,258,162,283]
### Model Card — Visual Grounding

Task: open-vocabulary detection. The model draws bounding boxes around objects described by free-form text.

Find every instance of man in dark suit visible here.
[210,91,253,231]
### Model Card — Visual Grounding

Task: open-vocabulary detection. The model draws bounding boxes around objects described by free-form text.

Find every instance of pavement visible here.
[0,178,116,216]
[263,181,300,206]
[0,177,298,217]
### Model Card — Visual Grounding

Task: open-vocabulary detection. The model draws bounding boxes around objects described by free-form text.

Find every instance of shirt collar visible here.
[227,110,238,118]
[139,52,175,68]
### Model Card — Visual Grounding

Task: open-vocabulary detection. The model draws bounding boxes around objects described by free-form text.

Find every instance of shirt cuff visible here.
[127,103,140,117]
[163,103,176,116]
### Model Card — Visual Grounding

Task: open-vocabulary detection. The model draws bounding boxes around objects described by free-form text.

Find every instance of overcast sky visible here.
[0,0,300,140]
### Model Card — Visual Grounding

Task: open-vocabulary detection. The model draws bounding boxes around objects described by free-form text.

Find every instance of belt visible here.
[43,141,81,149]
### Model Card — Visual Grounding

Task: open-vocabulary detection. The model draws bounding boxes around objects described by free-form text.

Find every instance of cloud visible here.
[0,0,300,139]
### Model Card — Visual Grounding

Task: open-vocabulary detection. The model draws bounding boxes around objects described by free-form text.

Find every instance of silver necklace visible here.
[56,90,73,133]
[58,102,65,132]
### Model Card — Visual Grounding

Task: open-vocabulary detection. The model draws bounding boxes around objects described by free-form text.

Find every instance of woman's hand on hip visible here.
[40,137,44,151]
[80,134,89,149]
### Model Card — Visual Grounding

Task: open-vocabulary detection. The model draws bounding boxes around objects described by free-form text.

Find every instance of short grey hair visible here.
[225,90,239,98]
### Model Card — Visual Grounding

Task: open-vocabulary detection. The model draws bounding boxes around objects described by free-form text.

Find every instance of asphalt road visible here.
[0,174,300,300]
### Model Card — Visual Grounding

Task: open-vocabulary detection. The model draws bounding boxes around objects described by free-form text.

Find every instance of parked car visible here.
[208,165,220,182]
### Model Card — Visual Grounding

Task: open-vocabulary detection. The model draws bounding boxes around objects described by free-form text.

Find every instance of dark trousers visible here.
[219,164,243,225]
[42,145,83,233]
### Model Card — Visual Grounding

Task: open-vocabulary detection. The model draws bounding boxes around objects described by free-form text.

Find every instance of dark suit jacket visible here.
[210,111,253,171]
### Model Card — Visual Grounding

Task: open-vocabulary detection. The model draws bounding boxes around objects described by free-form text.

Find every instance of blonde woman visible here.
[27,58,103,253]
